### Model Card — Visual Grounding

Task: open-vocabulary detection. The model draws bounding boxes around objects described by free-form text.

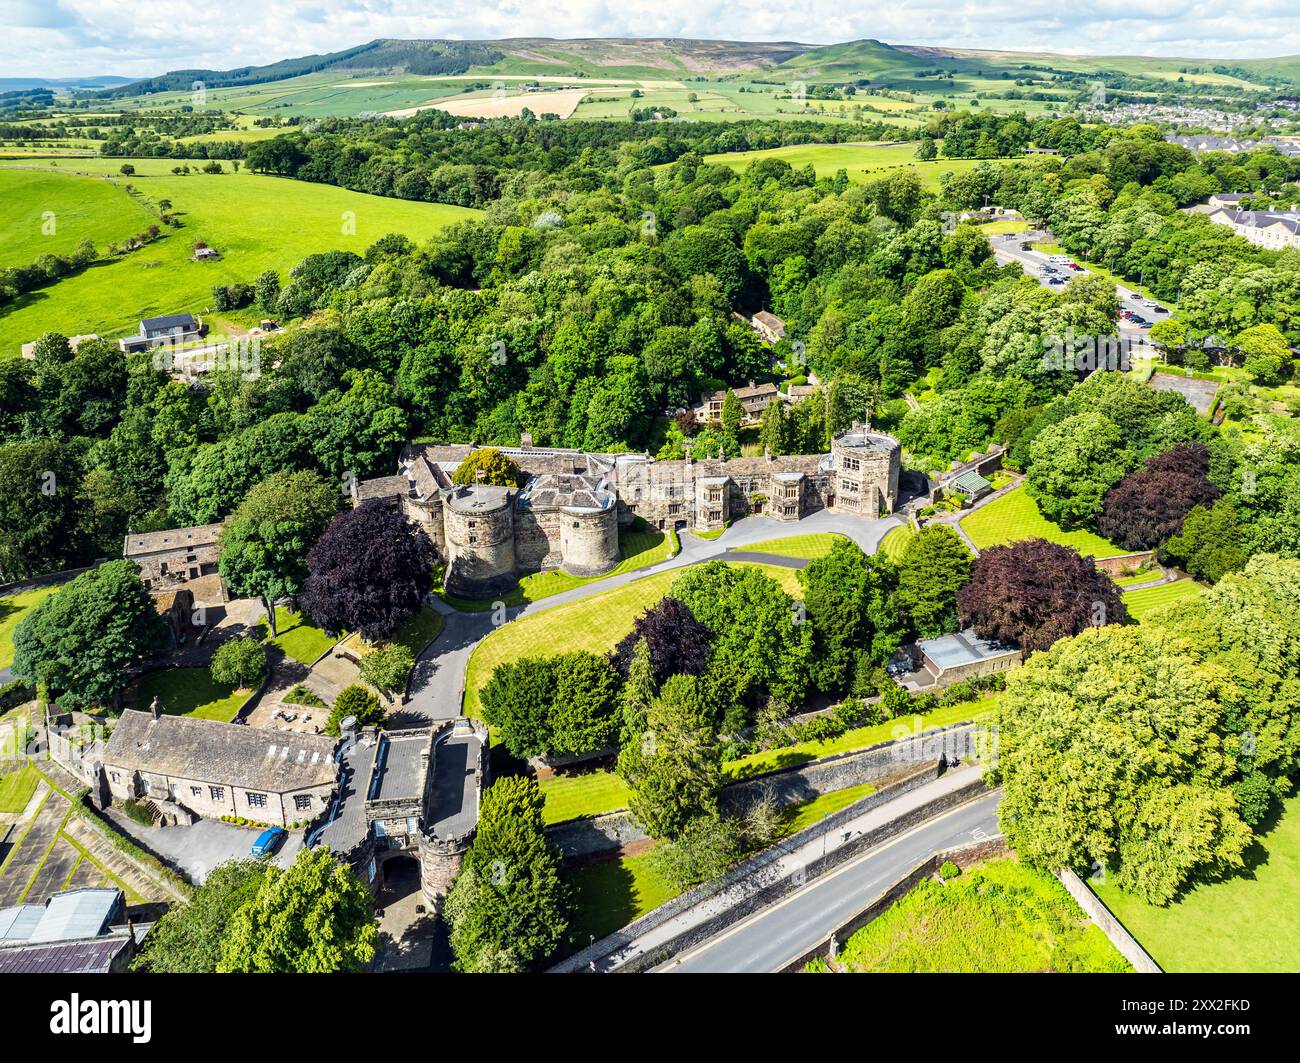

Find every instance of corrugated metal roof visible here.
[28,889,120,943]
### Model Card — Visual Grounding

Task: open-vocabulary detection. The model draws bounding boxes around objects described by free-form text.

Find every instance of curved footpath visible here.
[403,510,904,722]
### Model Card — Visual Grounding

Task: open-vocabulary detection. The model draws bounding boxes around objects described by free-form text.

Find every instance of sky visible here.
[4,0,1300,80]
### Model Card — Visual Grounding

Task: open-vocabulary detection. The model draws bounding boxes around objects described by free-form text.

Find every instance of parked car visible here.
[1067,262,1083,271]
[251,827,285,857]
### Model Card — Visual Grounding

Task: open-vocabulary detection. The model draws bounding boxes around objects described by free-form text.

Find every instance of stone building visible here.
[326,719,489,913]
[897,629,1022,691]
[353,423,899,598]
[96,704,339,828]
[691,381,782,425]
[123,522,226,600]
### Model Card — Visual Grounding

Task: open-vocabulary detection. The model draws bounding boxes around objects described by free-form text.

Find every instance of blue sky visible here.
[4,0,1299,79]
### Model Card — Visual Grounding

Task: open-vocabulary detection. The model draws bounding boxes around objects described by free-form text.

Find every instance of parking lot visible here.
[989,231,1169,340]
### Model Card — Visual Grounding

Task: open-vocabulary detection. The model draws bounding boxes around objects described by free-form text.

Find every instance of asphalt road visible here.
[658,790,1001,974]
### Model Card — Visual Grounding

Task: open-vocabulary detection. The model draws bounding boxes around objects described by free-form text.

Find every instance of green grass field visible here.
[698,142,1028,190]
[259,608,338,666]
[723,697,997,782]
[564,844,680,947]
[1122,578,1205,621]
[813,858,1129,973]
[1094,794,1300,971]
[960,488,1123,557]
[133,666,250,722]
[730,533,843,560]
[462,561,802,719]
[443,528,676,611]
[0,584,61,671]
[877,523,917,563]
[0,763,41,813]
[0,164,480,355]
[389,606,444,657]
[540,771,631,825]
[0,169,158,270]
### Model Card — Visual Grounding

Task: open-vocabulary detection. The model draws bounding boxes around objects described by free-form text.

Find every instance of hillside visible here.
[93,37,1300,104]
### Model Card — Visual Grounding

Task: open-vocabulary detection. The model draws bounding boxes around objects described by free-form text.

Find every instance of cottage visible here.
[692,380,781,425]
[118,313,203,353]
[751,311,787,344]
[123,521,225,597]
[98,707,339,828]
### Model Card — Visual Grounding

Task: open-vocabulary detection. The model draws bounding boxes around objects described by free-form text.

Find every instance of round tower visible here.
[559,505,620,577]
[444,486,517,598]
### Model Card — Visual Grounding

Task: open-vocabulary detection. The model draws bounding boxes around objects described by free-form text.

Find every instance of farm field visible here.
[1094,794,1300,972]
[0,584,62,670]
[959,487,1123,557]
[462,561,801,718]
[1122,578,1205,621]
[388,87,596,119]
[0,169,157,270]
[809,858,1130,973]
[0,164,480,355]
[699,142,1027,189]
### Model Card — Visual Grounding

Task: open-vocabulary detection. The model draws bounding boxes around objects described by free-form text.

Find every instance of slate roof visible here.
[141,313,199,333]
[123,522,224,557]
[0,935,130,974]
[103,710,338,793]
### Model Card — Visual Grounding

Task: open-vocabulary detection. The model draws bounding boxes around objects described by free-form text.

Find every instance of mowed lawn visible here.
[877,523,917,563]
[0,584,61,670]
[462,561,801,718]
[0,164,480,354]
[133,667,250,722]
[259,607,340,666]
[960,488,1122,557]
[731,533,844,560]
[1094,794,1300,971]
[0,169,158,269]
[0,763,42,813]
[1123,578,1205,621]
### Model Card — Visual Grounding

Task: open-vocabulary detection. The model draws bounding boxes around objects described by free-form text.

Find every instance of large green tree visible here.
[133,860,269,973]
[617,675,722,840]
[217,847,377,972]
[13,560,168,710]
[996,624,1251,904]
[445,776,569,972]
[893,525,974,639]
[218,469,338,636]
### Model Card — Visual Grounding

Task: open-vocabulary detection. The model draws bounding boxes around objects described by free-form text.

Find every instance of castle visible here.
[353,424,901,599]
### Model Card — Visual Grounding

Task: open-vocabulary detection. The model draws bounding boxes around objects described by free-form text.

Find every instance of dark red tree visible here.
[956,538,1128,653]
[300,500,436,641]
[611,596,712,685]
[1097,443,1218,551]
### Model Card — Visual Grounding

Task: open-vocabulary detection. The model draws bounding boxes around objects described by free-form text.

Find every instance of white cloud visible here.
[4,0,1300,79]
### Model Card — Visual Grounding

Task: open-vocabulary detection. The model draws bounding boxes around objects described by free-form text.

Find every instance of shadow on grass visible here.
[563,854,639,952]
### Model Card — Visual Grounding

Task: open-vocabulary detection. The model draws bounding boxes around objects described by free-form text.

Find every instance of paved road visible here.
[403,510,904,723]
[658,788,1000,974]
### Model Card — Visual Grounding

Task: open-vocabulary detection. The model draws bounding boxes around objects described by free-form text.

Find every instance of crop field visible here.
[0,164,480,355]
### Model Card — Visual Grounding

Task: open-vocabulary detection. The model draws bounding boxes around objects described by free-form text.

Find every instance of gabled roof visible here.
[141,313,198,332]
[123,522,224,557]
[103,710,338,794]
[951,470,992,495]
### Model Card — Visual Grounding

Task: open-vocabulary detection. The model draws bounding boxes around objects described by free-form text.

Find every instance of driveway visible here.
[402,510,903,724]
[105,812,303,884]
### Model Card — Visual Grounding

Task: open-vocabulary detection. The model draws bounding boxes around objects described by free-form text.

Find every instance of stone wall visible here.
[550,771,993,973]
[1094,550,1157,574]
[443,491,516,597]
[1056,867,1163,973]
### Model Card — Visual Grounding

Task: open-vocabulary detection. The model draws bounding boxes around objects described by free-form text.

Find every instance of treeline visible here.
[244,113,917,208]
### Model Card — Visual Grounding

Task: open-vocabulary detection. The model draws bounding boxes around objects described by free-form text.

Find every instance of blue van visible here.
[251,827,285,857]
